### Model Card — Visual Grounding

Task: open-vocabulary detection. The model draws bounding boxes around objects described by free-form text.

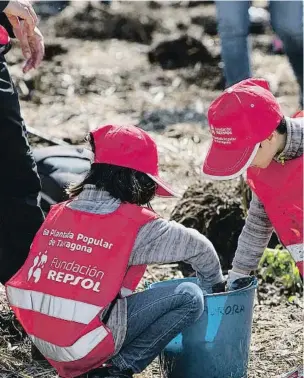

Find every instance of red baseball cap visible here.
[90,124,178,197]
[0,26,9,45]
[202,78,284,180]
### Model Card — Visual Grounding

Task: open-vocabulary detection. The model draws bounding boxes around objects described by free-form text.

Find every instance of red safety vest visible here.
[6,202,158,378]
[247,114,303,276]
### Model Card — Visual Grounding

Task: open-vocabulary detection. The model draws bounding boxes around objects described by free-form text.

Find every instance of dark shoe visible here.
[78,367,133,378]
[31,344,46,362]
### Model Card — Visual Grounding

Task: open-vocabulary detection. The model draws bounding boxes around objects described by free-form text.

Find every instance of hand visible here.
[3,0,38,34]
[22,24,44,73]
[10,20,44,72]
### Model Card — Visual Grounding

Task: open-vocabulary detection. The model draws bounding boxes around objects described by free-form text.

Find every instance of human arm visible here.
[0,1,44,72]
[227,192,273,286]
[129,218,224,292]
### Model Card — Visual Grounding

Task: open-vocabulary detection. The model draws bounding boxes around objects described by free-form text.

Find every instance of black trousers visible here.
[0,55,44,284]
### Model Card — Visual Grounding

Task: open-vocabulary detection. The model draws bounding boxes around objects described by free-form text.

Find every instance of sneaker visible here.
[279,367,303,378]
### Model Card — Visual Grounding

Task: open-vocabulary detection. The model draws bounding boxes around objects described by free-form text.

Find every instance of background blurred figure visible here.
[215,1,303,105]
[0,0,44,284]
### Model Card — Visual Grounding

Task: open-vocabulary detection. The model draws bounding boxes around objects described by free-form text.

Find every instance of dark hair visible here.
[66,135,157,206]
[276,117,287,135]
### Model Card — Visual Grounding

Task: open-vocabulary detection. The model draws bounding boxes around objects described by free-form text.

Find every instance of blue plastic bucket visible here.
[150,277,257,378]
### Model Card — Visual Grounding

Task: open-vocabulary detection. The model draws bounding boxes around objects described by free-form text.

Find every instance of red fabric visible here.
[247,157,303,276]
[0,25,9,45]
[90,124,178,197]
[7,202,158,377]
[295,262,303,277]
[293,110,304,118]
[202,78,283,178]
[48,332,115,378]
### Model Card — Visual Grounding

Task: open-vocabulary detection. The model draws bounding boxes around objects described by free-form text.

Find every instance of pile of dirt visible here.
[148,35,217,69]
[171,179,280,276]
[171,179,250,274]
[53,3,157,44]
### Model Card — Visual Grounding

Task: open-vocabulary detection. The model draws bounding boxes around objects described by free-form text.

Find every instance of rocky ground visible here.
[0,1,302,377]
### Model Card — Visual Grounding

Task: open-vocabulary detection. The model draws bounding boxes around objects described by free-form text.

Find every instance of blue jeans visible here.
[216,1,303,100]
[111,282,205,373]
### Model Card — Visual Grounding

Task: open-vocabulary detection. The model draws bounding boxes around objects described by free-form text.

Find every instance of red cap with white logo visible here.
[91,124,179,197]
[202,78,283,180]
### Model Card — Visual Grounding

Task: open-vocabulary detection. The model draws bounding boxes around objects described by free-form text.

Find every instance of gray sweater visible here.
[69,188,223,354]
[232,116,303,273]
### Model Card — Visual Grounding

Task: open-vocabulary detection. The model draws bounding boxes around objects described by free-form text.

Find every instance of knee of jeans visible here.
[174,282,205,321]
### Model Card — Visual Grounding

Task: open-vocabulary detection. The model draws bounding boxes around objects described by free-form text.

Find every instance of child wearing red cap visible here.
[6,124,224,378]
[203,78,303,377]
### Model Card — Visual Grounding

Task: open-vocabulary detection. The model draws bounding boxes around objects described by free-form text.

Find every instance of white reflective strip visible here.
[286,244,303,263]
[29,325,108,362]
[6,286,102,325]
[120,287,133,297]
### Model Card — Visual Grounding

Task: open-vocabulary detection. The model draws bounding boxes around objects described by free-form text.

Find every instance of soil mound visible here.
[171,179,248,274]
[54,3,157,44]
[148,35,216,69]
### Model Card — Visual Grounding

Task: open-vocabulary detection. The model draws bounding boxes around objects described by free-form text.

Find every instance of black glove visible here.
[230,276,255,291]
[212,281,226,294]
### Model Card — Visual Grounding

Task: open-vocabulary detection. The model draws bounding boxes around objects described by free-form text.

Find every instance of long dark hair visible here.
[276,117,287,135]
[66,135,157,206]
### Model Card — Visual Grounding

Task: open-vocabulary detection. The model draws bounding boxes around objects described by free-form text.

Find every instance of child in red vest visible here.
[202,78,303,378]
[6,124,224,378]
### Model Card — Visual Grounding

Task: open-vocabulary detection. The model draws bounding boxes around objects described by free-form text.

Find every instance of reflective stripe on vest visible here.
[29,326,108,362]
[6,286,102,324]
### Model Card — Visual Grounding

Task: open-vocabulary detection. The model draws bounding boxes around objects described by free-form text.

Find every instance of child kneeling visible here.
[6,125,224,378]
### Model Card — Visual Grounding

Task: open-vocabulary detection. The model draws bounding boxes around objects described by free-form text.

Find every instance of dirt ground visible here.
[0,1,303,377]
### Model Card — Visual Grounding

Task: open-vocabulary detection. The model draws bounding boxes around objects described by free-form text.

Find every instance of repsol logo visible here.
[47,270,101,292]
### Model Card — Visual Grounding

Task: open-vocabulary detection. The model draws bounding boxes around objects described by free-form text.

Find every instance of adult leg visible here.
[0,56,44,284]
[215,0,251,87]
[110,282,205,374]
[269,1,303,104]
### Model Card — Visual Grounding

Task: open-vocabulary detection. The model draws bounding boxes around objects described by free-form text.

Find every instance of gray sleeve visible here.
[129,218,224,290]
[232,193,273,272]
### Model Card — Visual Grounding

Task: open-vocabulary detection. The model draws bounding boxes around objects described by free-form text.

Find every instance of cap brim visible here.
[147,174,180,198]
[202,142,260,180]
